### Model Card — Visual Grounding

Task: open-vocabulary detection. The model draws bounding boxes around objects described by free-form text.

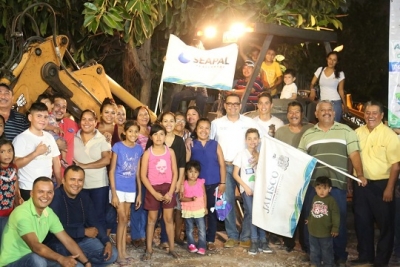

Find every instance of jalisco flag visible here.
[253,135,317,238]
[162,34,238,90]
[388,1,400,128]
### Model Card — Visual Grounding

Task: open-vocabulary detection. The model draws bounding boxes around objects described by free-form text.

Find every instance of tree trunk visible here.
[123,38,152,106]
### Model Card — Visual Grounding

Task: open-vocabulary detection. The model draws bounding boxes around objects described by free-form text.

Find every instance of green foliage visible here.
[257,0,346,30]
[82,0,171,45]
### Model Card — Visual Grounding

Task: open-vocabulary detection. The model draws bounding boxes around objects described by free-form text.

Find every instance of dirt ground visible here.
[107,203,400,267]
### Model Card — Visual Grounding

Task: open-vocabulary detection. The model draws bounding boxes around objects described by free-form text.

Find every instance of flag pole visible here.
[263,135,362,183]
[316,159,361,183]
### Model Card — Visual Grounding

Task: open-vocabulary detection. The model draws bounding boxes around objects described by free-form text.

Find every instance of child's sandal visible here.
[141,251,153,261]
[168,250,180,259]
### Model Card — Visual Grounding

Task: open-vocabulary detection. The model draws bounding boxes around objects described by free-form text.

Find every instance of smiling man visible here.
[298,100,366,267]
[253,92,284,137]
[0,83,29,141]
[274,101,313,252]
[0,177,91,267]
[46,165,117,267]
[351,101,400,266]
[210,93,260,249]
[52,95,79,169]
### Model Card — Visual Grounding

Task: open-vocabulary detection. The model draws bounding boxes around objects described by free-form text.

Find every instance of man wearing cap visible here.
[213,60,263,113]
[0,83,29,141]
[233,60,264,106]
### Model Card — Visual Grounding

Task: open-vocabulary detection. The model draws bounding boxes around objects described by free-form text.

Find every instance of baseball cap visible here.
[244,60,255,68]
[0,83,12,92]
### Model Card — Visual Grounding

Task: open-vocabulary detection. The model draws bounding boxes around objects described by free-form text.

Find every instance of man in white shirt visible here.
[253,92,284,137]
[210,93,259,248]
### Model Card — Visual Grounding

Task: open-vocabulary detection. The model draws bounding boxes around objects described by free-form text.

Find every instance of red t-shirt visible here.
[59,118,79,167]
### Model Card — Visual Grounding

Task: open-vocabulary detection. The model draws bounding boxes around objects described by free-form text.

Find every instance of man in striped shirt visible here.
[0,83,29,141]
[298,100,366,267]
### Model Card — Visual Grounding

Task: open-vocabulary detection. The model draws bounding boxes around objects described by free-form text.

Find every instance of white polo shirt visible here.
[210,115,259,162]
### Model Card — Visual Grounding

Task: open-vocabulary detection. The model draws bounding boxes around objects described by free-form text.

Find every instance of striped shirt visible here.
[4,109,29,141]
[298,122,360,190]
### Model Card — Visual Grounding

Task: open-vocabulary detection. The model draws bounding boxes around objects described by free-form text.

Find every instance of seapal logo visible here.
[178,52,229,65]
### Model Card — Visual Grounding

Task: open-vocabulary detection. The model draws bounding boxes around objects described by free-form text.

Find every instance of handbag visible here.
[210,186,232,221]
[314,67,325,100]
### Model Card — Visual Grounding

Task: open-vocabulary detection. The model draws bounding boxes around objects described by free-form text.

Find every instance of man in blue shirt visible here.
[46,165,118,266]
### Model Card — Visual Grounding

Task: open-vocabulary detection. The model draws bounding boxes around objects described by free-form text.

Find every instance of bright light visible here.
[230,23,246,37]
[333,45,344,52]
[204,26,217,38]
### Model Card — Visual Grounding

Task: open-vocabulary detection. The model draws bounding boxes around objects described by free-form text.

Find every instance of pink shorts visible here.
[144,183,176,211]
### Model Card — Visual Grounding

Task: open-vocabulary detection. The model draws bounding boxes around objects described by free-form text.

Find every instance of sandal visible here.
[117,260,129,266]
[141,251,153,261]
[168,250,180,259]
[132,238,145,248]
[158,242,169,250]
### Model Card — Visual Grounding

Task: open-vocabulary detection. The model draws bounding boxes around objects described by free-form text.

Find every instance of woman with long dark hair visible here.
[309,51,347,122]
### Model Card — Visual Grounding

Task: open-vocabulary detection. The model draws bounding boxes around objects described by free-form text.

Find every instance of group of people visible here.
[0,43,398,267]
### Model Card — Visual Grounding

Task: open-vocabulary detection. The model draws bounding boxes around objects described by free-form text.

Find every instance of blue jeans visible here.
[82,187,109,231]
[332,100,343,122]
[130,185,147,240]
[159,207,168,243]
[205,183,219,242]
[105,204,117,234]
[303,185,348,261]
[6,253,84,267]
[309,235,334,267]
[48,237,118,267]
[185,217,206,249]
[241,193,266,242]
[224,164,239,240]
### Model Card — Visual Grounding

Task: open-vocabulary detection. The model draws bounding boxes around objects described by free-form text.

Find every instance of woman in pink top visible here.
[140,124,179,260]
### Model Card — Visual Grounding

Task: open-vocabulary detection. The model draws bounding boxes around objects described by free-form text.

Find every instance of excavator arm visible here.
[1,34,157,121]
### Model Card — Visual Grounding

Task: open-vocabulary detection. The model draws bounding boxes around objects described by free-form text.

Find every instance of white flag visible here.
[162,34,238,90]
[253,135,317,237]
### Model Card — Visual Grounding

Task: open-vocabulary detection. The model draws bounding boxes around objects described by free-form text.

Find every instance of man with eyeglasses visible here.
[210,93,259,249]
[253,92,284,137]
[52,94,78,170]
[298,100,366,267]
[0,83,29,141]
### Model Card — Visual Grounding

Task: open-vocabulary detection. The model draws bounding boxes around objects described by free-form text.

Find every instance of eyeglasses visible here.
[176,119,186,124]
[225,102,241,108]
